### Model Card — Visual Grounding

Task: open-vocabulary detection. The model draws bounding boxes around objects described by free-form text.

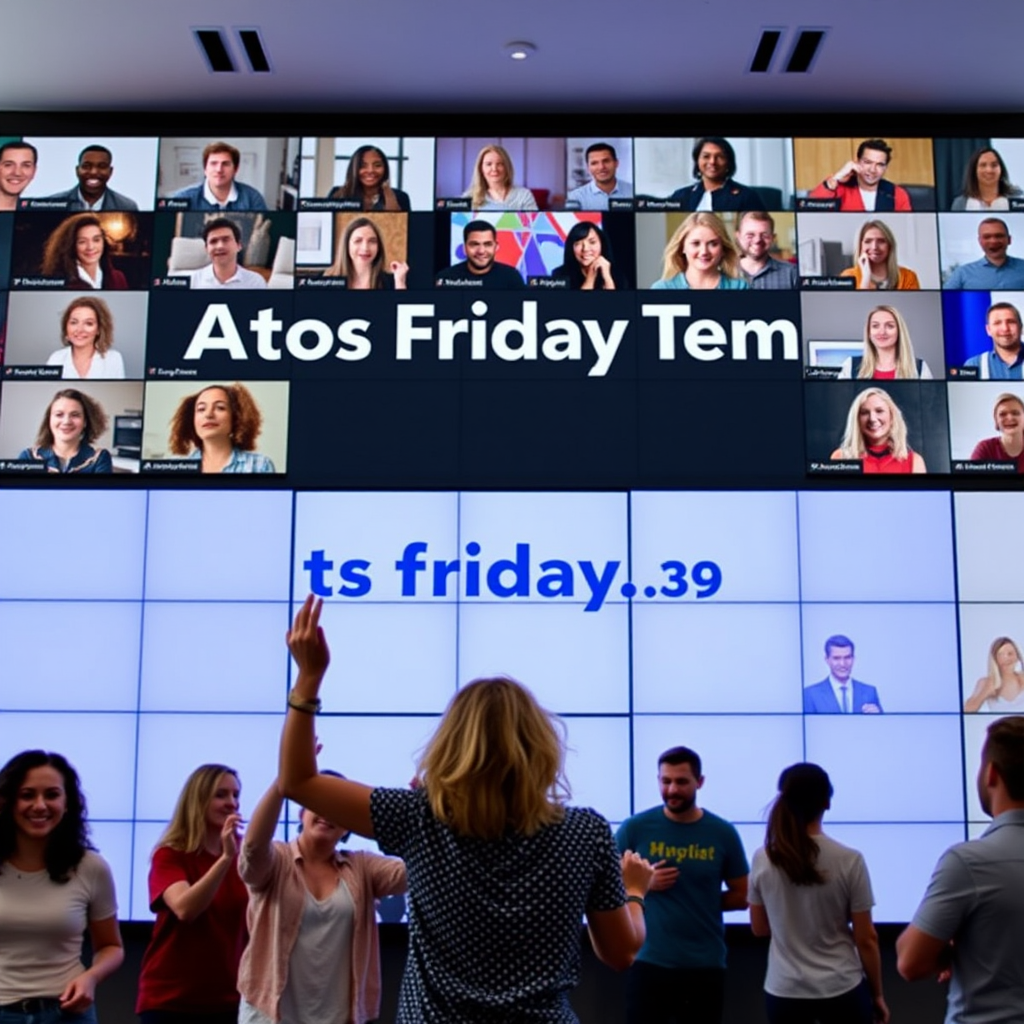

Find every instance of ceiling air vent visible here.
[237,30,272,73]
[785,30,826,73]
[193,29,237,73]
[748,31,782,73]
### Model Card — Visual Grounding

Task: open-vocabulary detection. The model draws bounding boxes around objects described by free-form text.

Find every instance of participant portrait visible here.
[11,210,154,290]
[804,379,950,474]
[564,138,634,210]
[943,291,1024,378]
[634,136,794,210]
[435,210,635,290]
[958,600,1024,712]
[0,380,144,473]
[799,614,959,715]
[156,137,299,211]
[800,291,944,380]
[20,137,159,212]
[637,211,748,290]
[435,138,565,211]
[296,210,411,289]
[298,137,435,211]
[795,212,940,289]
[2,291,148,379]
[794,137,935,212]
[948,382,1024,472]
[151,211,294,289]
[933,138,1024,212]
[937,212,1024,290]
[141,379,288,474]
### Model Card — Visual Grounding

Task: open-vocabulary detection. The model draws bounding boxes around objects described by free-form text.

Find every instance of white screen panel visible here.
[799,492,955,602]
[0,600,142,711]
[0,491,147,600]
[458,603,630,714]
[145,491,293,601]
[139,602,289,712]
[631,492,799,603]
[632,602,802,713]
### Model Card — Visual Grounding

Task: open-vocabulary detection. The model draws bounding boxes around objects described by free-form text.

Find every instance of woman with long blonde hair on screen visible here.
[830,387,926,473]
[278,595,654,1024]
[464,145,538,211]
[650,212,749,290]
[839,220,920,291]
[837,305,932,380]
[964,637,1024,712]
[135,764,249,1024]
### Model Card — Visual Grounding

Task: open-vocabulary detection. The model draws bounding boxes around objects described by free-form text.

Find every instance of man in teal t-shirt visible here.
[615,746,749,1024]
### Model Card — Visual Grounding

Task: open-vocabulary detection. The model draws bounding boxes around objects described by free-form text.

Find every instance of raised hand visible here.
[287,594,331,686]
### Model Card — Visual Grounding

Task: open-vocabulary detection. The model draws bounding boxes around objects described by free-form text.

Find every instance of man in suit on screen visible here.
[803,634,883,713]
[45,144,139,211]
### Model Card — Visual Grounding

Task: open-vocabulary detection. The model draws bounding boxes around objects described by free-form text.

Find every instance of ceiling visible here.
[1,0,1023,114]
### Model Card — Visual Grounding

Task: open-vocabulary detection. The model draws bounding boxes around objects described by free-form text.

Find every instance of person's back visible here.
[372,788,625,1023]
[912,814,1024,1022]
[750,835,871,998]
[899,716,1024,1024]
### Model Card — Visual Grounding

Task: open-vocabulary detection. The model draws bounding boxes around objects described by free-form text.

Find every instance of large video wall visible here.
[1,118,1023,923]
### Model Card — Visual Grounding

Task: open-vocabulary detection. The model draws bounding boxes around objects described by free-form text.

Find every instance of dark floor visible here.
[99,923,948,1023]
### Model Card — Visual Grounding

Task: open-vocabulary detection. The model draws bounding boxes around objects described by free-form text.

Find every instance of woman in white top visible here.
[46,298,125,379]
[951,147,1022,211]
[964,636,1024,712]
[464,145,538,211]
[748,763,889,1024]
[0,750,123,1024]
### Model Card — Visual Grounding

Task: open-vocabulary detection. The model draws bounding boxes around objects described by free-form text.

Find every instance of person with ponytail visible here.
[747,763,889,1024]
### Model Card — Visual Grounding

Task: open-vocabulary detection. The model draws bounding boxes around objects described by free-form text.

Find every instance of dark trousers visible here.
[764,980,873,1024]
[625,960,725,1024]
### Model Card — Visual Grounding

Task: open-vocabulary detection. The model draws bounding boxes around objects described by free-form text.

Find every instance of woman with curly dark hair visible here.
[39,214,128,290]
[167,382,275,473]
[18,388,112,474]
[0,750,123,1022]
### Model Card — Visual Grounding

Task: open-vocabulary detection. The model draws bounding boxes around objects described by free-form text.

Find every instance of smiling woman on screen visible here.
[327,145,410,212]
[18,388,112,474]
[39,213,128,290]
[830,386,926,473]
[46,297,125,380]
[651,212,749,290]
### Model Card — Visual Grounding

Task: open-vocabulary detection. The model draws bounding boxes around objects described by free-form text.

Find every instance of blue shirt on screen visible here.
[944,256,1024,290]
[963,349,1024,379]
[650,273,749,290]
[565,178,633,211]
[169,181,268,211]
[186,449,276,473]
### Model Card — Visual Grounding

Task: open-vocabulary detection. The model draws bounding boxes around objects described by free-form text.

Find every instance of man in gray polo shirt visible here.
[897,716,1024,1023]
